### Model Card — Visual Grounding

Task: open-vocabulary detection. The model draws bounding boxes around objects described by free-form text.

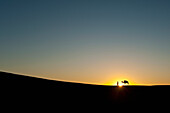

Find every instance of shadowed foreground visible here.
[0,71,170,108]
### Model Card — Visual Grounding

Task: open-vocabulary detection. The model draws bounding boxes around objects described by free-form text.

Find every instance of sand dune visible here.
[0,71,170,108]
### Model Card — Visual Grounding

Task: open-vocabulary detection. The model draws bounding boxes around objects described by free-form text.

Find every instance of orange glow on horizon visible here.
[104,78,136,86]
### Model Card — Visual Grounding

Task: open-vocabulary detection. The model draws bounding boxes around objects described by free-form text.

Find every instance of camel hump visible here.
[122,80,129,84]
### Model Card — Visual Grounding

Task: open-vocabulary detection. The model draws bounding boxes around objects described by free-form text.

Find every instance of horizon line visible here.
[0,70,170,86]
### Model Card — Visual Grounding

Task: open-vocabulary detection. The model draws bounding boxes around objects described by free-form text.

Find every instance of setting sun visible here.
[118,82,123,87]
[110,79,130,86]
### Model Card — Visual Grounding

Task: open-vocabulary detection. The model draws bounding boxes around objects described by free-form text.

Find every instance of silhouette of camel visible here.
[121,80,129,85]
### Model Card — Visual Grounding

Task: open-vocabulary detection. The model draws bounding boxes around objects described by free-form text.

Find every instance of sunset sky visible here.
[0,0,170,85]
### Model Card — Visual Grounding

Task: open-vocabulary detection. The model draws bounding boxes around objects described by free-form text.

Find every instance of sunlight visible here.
[114,80,130,87]
[118,82,123,87]
[104,77,136,86]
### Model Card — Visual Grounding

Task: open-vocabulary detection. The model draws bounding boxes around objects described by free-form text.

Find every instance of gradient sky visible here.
[1,0,170,85]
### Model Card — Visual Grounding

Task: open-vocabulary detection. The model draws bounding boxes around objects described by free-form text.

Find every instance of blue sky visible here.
[0,0,170,85]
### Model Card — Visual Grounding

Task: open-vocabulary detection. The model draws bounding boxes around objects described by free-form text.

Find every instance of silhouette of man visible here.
[117,81,119,86]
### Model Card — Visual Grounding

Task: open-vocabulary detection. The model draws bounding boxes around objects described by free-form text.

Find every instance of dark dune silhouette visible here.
[0,71,170,108]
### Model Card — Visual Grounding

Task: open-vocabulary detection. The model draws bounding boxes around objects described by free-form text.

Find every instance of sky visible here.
[0,0,170,85]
